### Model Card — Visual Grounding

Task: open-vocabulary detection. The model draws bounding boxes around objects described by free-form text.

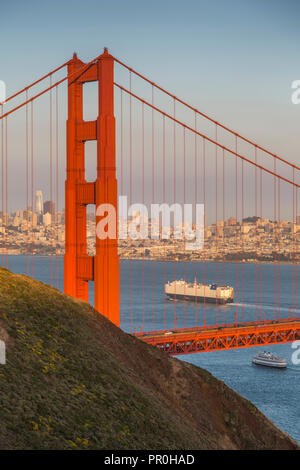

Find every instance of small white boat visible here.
[252,351,287,369]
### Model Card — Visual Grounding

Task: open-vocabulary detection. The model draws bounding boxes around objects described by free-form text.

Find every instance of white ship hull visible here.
[166,293,232,304]
[252,357,287,368]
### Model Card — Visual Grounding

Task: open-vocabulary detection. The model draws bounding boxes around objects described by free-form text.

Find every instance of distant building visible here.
[24,210,38,228]
[241,224,252,234]
[35,190,44,215]
[13,214,22,227]
[293,224,300,234]
[43,212,52,226]
[227,217,237,226]
[296,215,300,225]
[56,212,63,224]
[43,200,55,215]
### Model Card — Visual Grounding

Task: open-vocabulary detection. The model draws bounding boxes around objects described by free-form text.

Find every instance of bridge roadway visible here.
[134,318,300,355]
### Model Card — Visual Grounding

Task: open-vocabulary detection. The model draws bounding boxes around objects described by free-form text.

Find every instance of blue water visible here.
[6,255,300,444]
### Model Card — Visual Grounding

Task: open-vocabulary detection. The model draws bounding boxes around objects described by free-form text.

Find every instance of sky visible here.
[1,0,300,216]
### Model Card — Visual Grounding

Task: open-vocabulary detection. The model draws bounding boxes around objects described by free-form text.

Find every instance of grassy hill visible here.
[0,267,298,450]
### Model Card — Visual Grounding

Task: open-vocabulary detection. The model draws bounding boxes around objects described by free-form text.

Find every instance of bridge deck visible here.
[134,318,300,355]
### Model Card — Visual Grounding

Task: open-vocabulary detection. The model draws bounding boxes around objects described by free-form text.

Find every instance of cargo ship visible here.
[165,279,234,304]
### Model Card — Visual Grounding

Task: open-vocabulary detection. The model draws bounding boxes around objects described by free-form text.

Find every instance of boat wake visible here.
[231,303,300,314]
[286,367,300,373]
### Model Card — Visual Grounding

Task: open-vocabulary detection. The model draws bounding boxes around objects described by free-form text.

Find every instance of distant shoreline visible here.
[3,251,298,266]
[119,257,298,266]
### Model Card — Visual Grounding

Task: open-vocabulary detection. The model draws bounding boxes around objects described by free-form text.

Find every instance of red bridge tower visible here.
[64,48,119,326]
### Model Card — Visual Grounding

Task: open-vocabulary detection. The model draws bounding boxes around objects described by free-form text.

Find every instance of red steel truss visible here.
[136,319,300,355]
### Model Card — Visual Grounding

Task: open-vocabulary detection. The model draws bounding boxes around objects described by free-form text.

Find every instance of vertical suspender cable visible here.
[278,177,280,319]
[120,89,124,330]
[173,98,176,330]
[235,135,238,324]
[296,185,298,316]
[183,127,186,329]
[163,114,166,331]
[223,148,225,324]
[203,138,206,327]
[129,72,132,333]
[292,168,295,317]
[50,76,53,286]
[31,101,34,278]
[194,113,197,327]
[1,104,3,266]
[152,85,155,331]
[26,91,29,275]
[56,86,59,289]
[5,117,7,268]
[274,158,277,320]
[255,147,258,324]
[142,102,145,332]
[260,168,263,320]
[215,125,218,325]
[241,157,244,322]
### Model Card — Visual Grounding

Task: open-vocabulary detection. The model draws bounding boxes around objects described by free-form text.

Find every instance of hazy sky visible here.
[1,0,300,216]
[1,0,299,152]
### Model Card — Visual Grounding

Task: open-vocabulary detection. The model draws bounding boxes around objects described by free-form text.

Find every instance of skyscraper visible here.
[35,190,43,214]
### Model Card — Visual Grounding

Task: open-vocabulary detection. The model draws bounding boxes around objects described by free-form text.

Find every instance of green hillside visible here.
[0,268,298,450]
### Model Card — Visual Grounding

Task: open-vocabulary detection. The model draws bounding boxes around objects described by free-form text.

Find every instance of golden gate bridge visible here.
[1,48,300,354]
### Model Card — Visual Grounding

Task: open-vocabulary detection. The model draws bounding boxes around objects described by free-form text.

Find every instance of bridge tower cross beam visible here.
[64,48,119,326]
